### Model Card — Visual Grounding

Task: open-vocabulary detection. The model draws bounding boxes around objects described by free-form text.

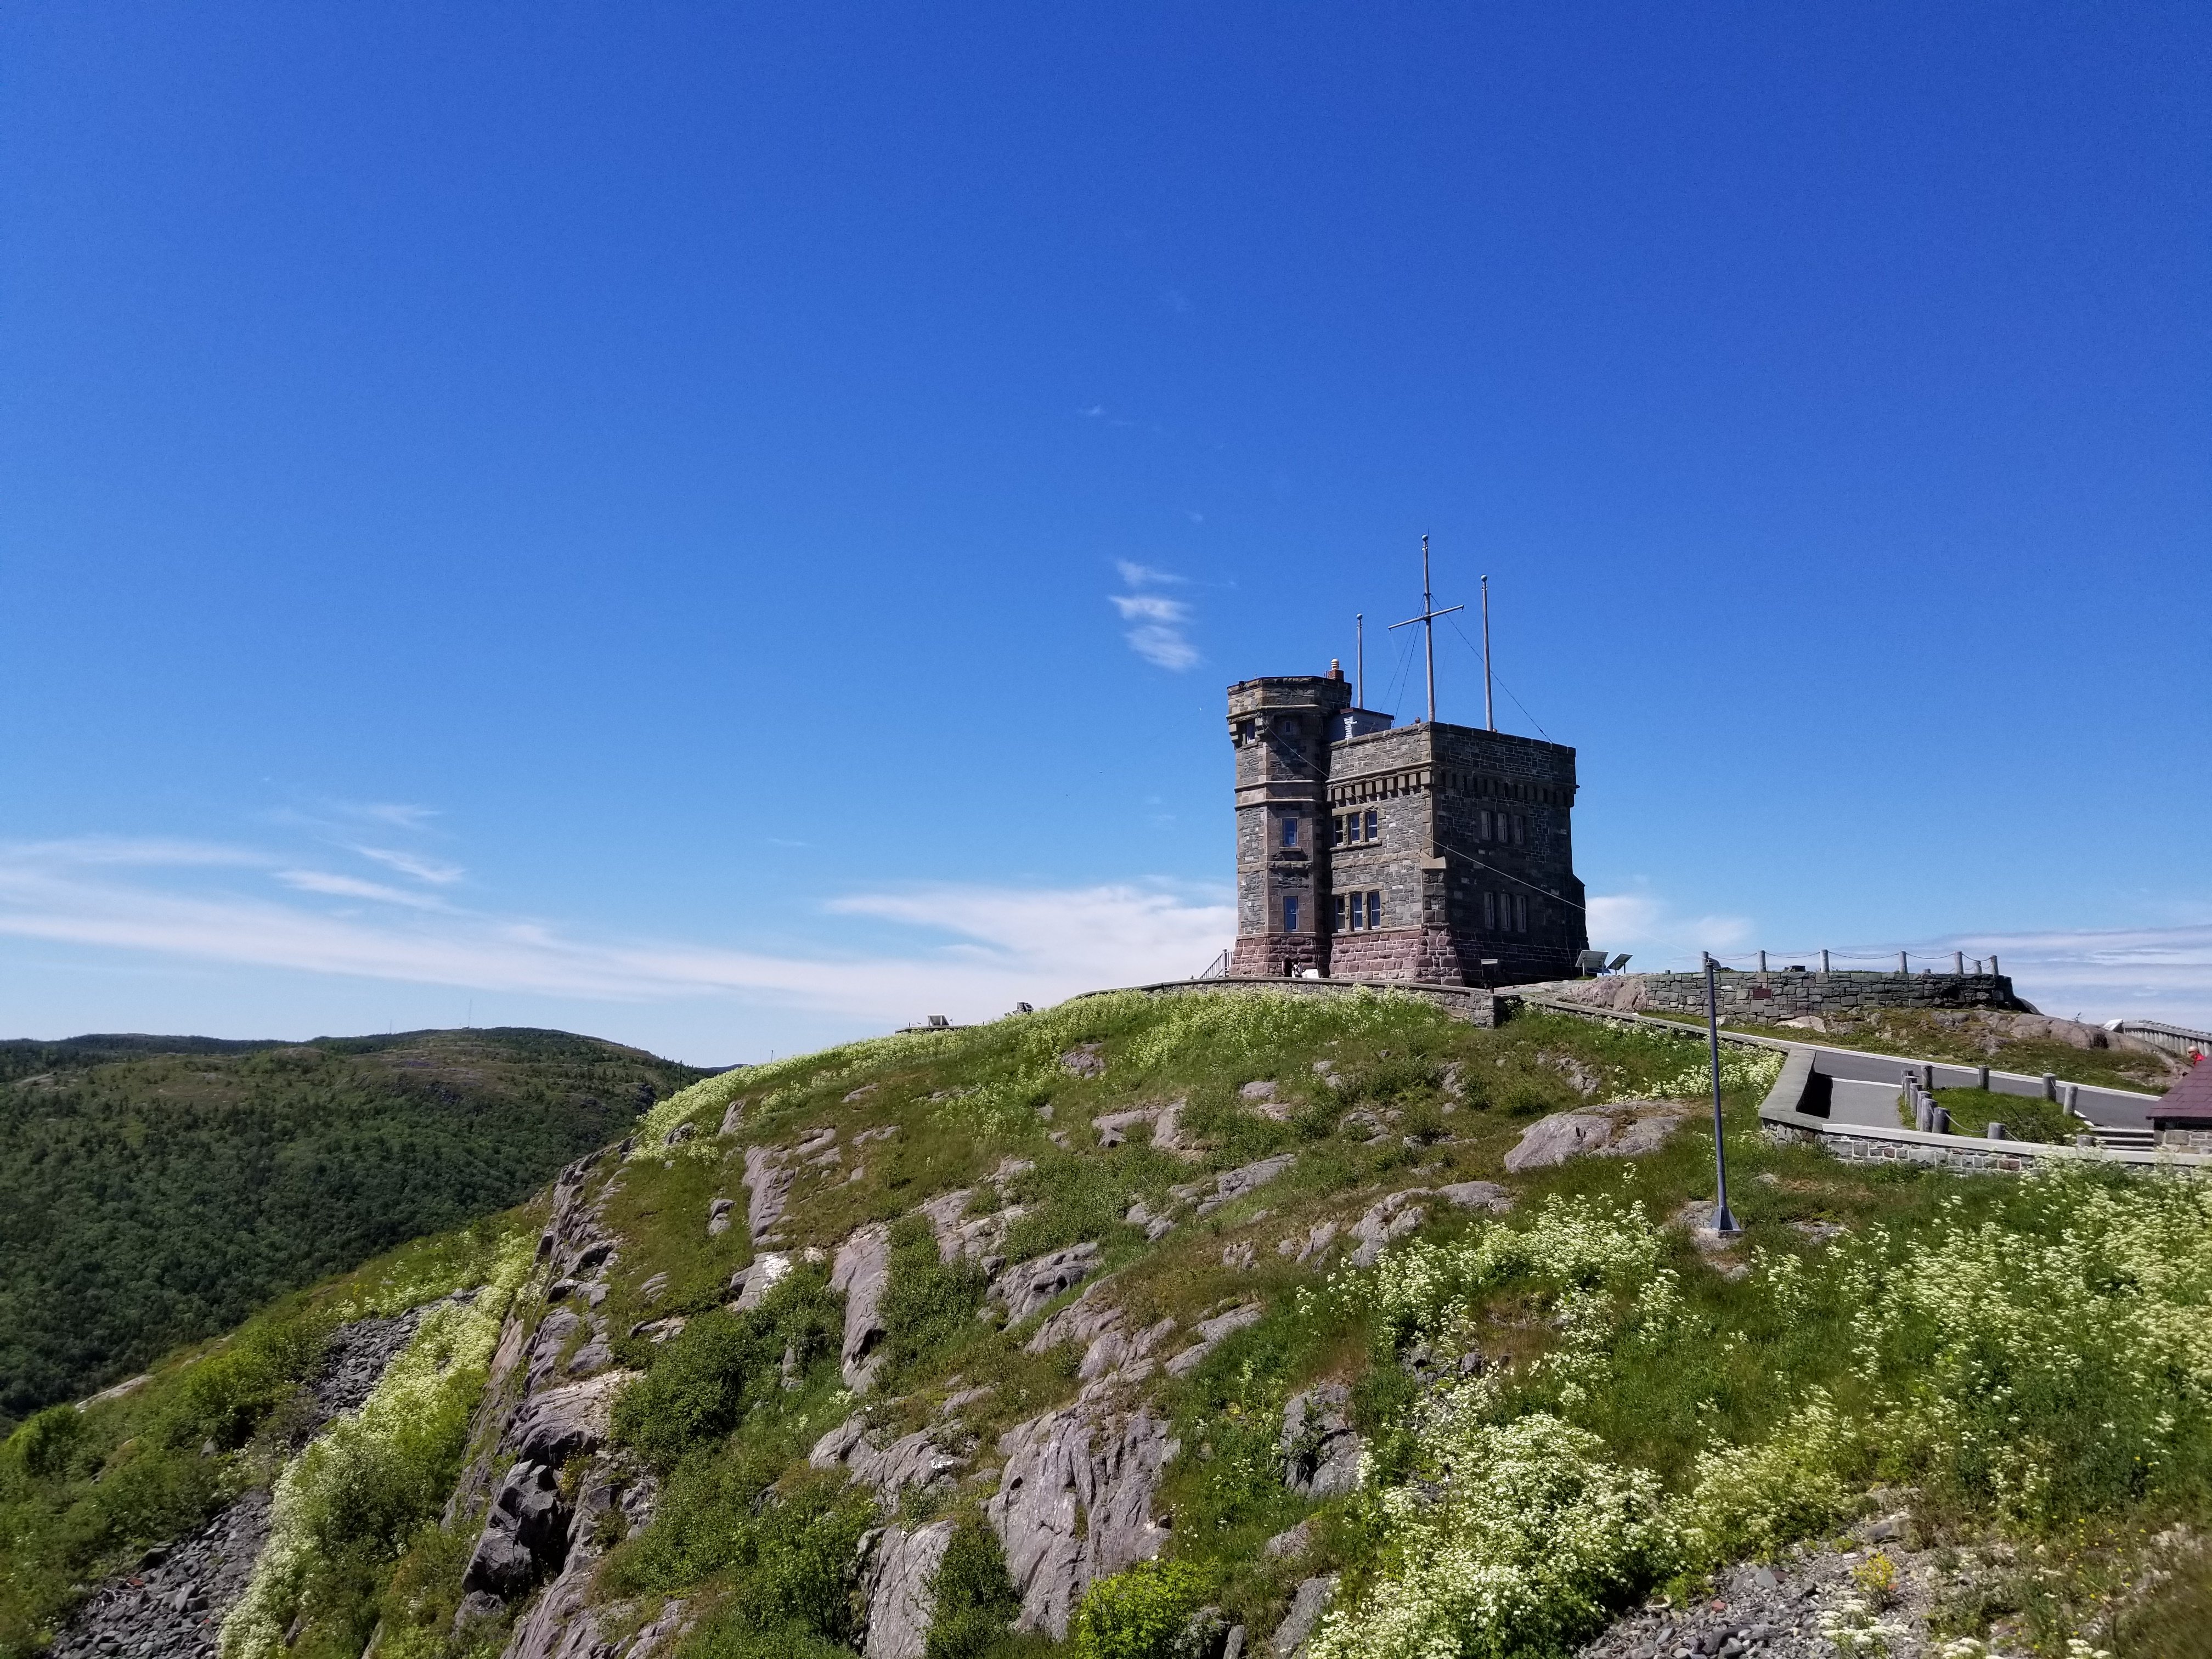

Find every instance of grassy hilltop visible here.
[0,1027,707,1426]
[4,991,2210,1659]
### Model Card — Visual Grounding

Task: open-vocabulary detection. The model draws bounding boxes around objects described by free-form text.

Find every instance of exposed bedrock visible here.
[986,1401,1179,1638]
[859,1517,957,1659]
[832,1222,894,1391]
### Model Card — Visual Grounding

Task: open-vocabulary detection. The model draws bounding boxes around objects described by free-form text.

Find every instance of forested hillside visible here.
[0,1028,707,1425]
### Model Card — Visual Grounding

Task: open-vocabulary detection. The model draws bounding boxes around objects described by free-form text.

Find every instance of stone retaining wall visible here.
[1523,969,2028,1022]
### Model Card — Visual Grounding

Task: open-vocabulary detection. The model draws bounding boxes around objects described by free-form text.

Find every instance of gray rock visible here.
[1262,1518,1316,1560]
[1199,1154,1297,1216]
[729,1250,794,1311]
[1222,1239,1257,1271]
[1239,1080,1279,1102]
[812,1420,966,1509]
[1504,1110,1620,1171]
[994,1242,1103,1323]
[987,1403,1178,1638]
[860,1519,956,1659]
[1060,1043,1107,1077]
[718,1098,746,1136]
[1269,1574,1339,1657]
[1025,1280,1124,1356]
[664,1121,695,1147]
[1281,1385,1361,1497]
[1165,1304,1263,1376]
[832,1222,894,1391]
[707,1197,736,1237]
[565,1331,613,1379]
[744,1144,794,1240]
[1347,1190,1430,1268]
[501,1370,634,1466]
[1278,1221,1338,1265]
[461,1460,567,1600]
[1436,1181,1514,1214]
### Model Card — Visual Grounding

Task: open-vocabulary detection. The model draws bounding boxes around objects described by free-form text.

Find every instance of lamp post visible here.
[1704,953,1741,1237]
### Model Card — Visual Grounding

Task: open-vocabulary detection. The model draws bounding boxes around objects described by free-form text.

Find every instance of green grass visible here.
[1931,1086,2078,1144]
[10,986,2209,1659]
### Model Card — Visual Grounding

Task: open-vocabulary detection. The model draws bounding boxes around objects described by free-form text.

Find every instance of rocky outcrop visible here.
[832,1223,894,1391]
[744,1144,795,1242]
[463,1460,569,1600]
[993,1242,1102,1323]
[1347,1190,1430,1268]
[1280,1385,1360,1497]
[1504,1103,1692,1172]
[492,1456,663,1659]
[503,1370,634,1466]
[1165,1304,1263,1377]
[987,1402,1179,1638]
[1269,1574,1338,1657]
[811,1419,966,1509]
[921,1187,1026,1274]
[860,1519,956,1659]
[1195,1154,1296,1216]
[707,1197,736,1237]
[1092,1099,1188,1151]
[728,1250,794,1310]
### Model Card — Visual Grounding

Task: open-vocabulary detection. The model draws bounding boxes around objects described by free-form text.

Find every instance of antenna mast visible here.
[1355,613,1364,707]
[1388,533,1463,724]
[1481,574,1494,731]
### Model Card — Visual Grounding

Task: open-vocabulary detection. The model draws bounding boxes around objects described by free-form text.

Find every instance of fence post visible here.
[1758,949,1768,973]
[1898,951,1909,976]
[1820,949,1831,973]
[1977,1065,1990,1090]
[2042,1073,2057,1102]
[1954,950,1965,974]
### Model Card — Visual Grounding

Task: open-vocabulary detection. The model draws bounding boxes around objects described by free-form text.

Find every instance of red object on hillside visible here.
[2150,1056,2212,1129]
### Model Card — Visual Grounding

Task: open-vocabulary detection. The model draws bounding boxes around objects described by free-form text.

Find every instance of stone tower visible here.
[1226,667,1588,985]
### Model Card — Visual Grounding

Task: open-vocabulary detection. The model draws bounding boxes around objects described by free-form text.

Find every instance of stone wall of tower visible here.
[1226,673,1352,977]
[1321,721,1586,986]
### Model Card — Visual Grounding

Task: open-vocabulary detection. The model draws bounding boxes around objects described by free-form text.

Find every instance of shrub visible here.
[924,1511,1024,1659]
[1306,1412,1671,1659]
[1069,1559,1211,1659]
[880,1216,989,1383]
[157,1316,328,1452]
[8,1406,83,1481]
[612,1275,839,1471]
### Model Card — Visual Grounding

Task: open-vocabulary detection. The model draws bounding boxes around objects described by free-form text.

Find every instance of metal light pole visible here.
[1704,953,1741,1237]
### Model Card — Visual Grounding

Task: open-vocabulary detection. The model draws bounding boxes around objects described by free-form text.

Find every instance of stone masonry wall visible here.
[1536,970,2028,1021]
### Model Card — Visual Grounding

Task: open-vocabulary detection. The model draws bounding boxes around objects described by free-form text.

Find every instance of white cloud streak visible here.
[1109,563,1199,670]
[351,845,466,884]
[0,840,1233,1028]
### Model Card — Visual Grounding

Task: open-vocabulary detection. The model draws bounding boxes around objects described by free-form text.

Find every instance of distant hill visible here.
[0,1027,708,1426]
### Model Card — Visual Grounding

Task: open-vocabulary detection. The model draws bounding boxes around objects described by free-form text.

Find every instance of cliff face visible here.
[24,985,2212,1659]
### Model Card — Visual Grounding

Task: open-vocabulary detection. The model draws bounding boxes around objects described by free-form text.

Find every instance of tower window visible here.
[1331,815,1345,846]
[1284,896,1300,932]
[1482,890,1497,929]
[1368,890,1383,928]
[1333,894,1347,931]
[1282,817,1299,848]
[1514,893,1528,933]
[1363,809,1378,842]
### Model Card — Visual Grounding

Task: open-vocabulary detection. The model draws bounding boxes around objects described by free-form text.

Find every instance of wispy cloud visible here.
[1109,562,1199,671]
[1941,922,2212,1029]
[351,845,466,885]
[0,838,1233,1026]
[275,870,452,909]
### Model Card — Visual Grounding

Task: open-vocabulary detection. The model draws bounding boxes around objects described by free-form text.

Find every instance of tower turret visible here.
[1226,668,1353,977]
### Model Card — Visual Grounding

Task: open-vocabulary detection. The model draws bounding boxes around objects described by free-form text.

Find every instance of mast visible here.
[1355,613,1364,707]
[1481,573,1494,731]
[1389,535,1463,724]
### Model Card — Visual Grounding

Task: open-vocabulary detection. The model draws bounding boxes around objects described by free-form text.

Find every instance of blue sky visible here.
[2,3,2206,1064]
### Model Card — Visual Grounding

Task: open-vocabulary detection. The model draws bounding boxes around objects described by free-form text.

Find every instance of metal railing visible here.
[1690,949,2004,977]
